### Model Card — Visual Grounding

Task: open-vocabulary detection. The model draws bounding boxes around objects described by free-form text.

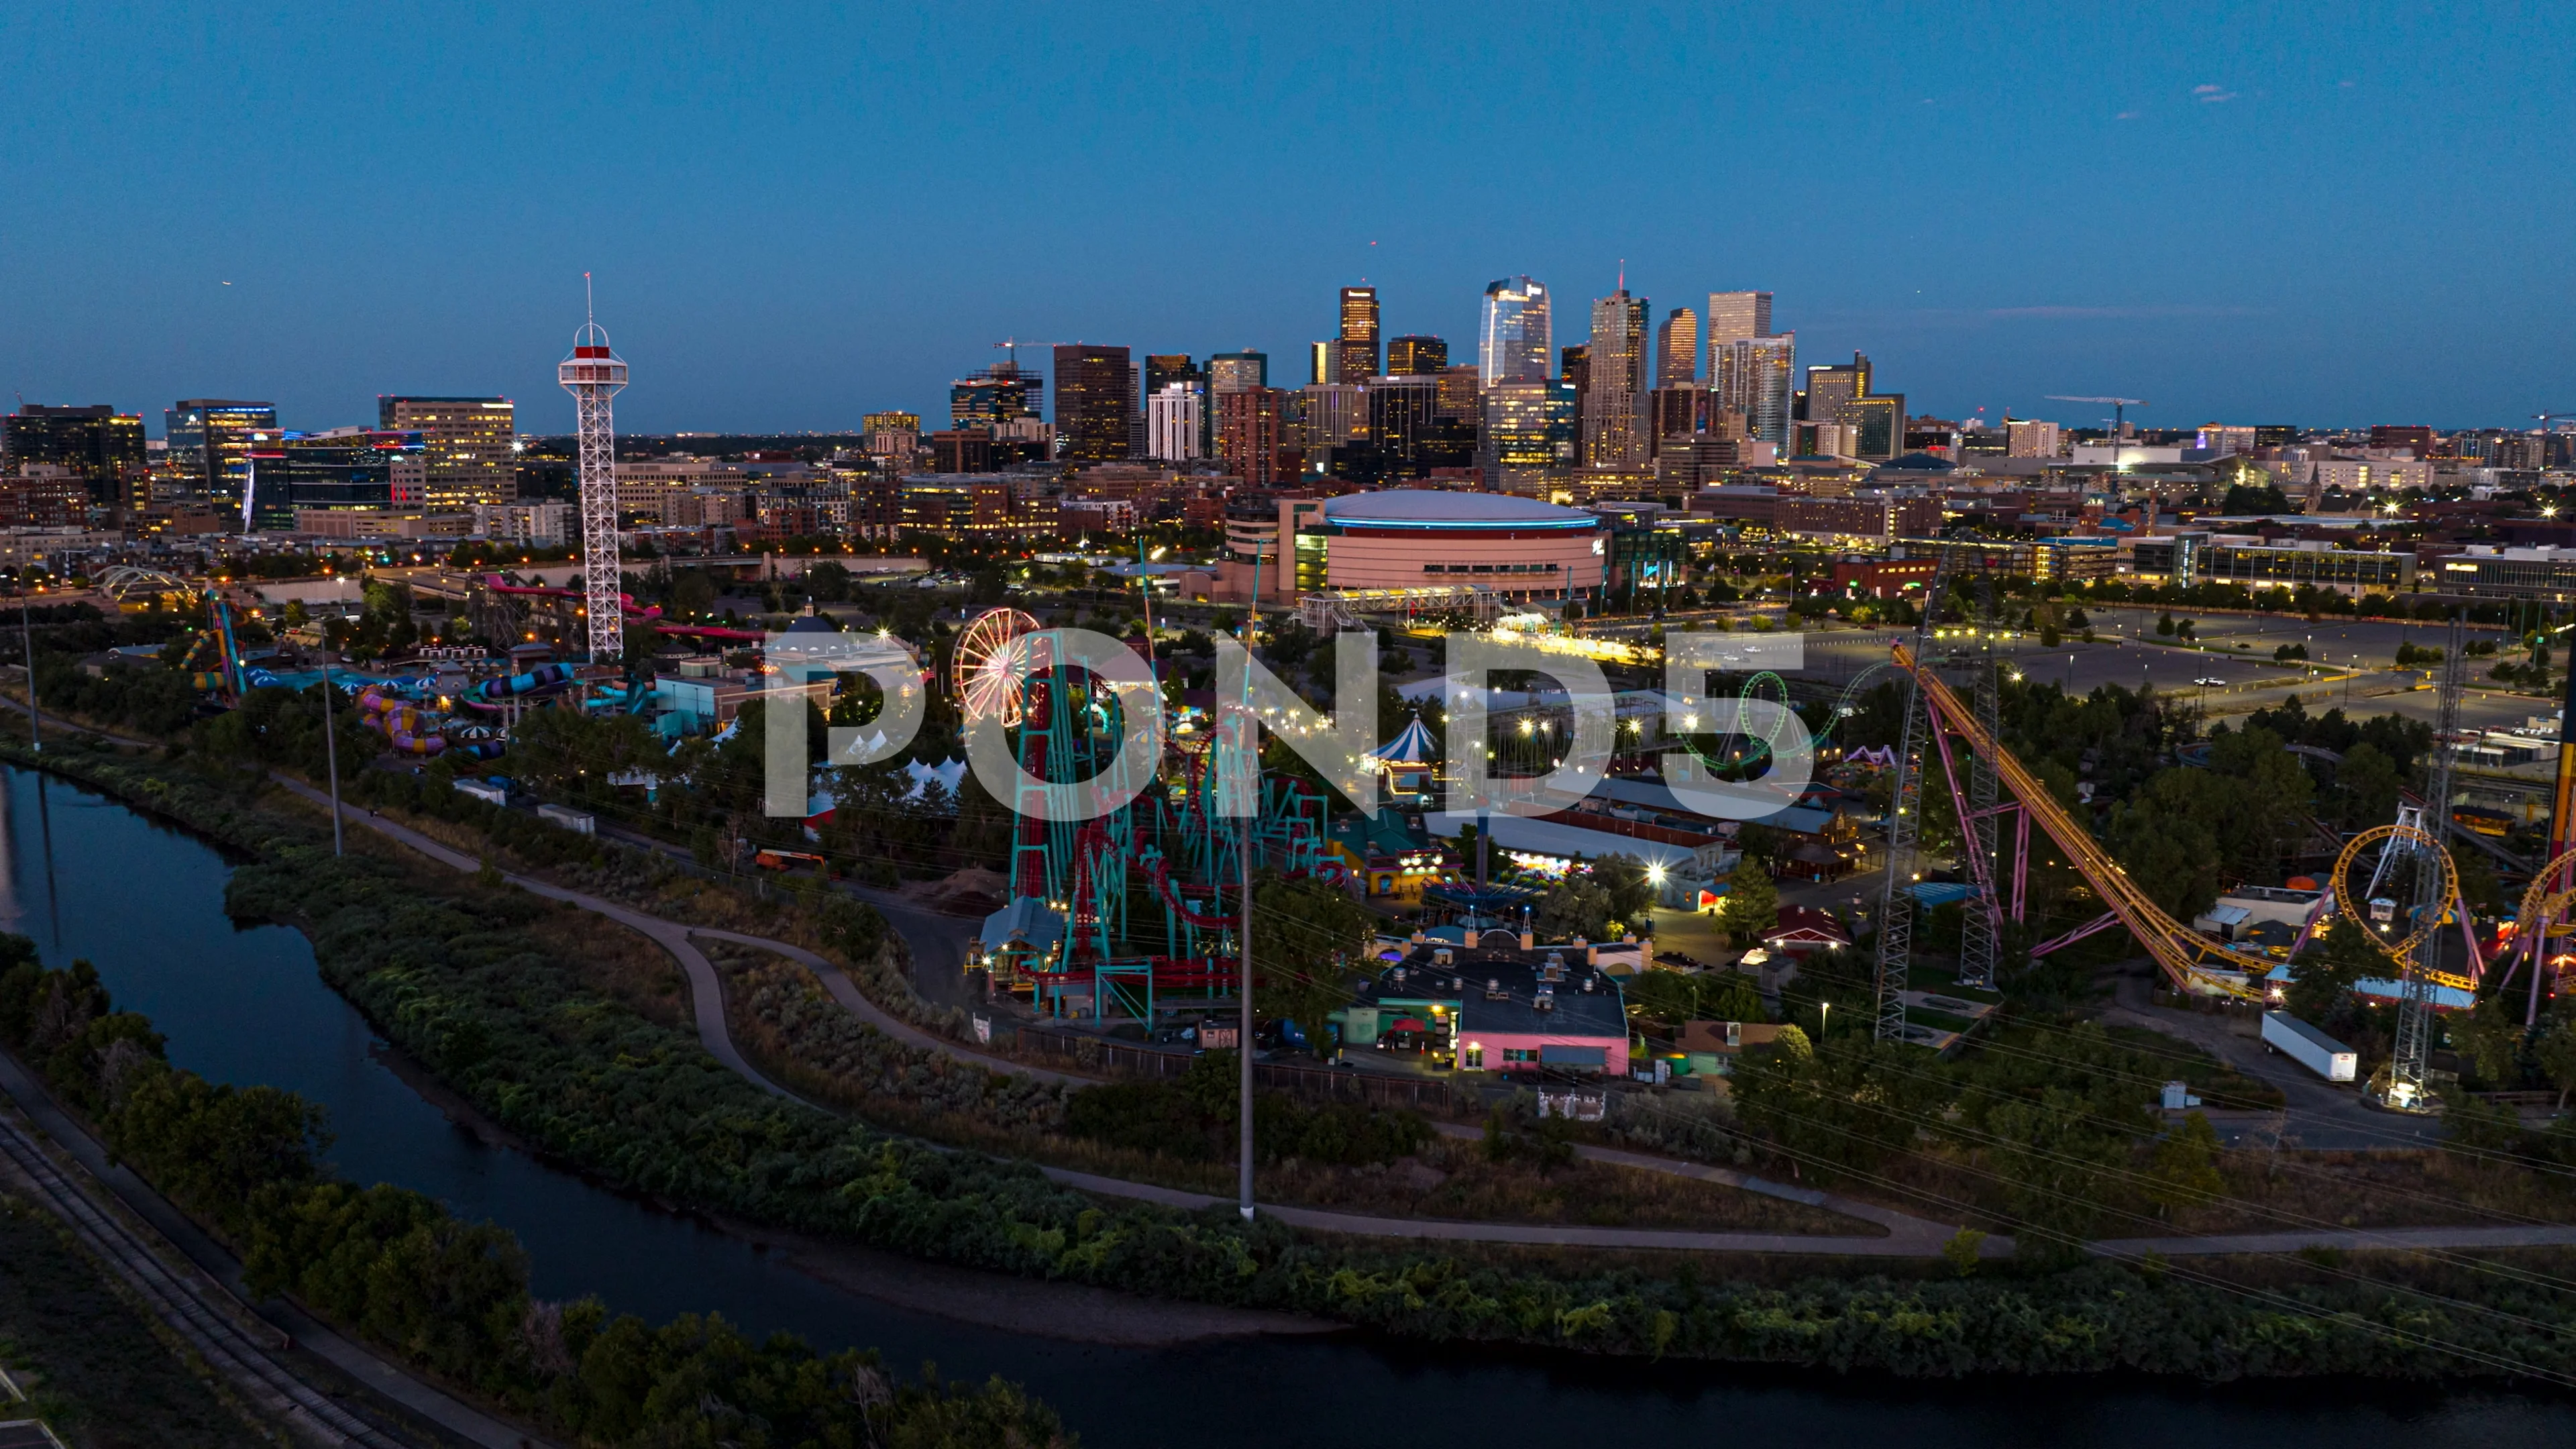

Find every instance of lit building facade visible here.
[951,361,1043,435]
[1217,386,1287,484]
[1654,307,1698,386]
[1,405,146,510]
[1478,379,1578,494]
[165,399,278,503]
[1053,344,1133,462]
[1313,489,1605,599]
[245,429,425,531]
[1712,335,1794,449]
[1387,335,1448,376]
[1147,383,1203,462]
[1336,286,1380,388]
[1583,290,1649,468]
[378,395,515,508]
[1479,276,1552,385]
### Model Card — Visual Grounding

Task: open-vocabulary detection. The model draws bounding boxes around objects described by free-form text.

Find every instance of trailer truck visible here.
[2261,1011,2357,1082]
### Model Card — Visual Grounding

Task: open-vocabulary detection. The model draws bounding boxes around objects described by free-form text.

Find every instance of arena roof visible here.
[1320,489,1599,531]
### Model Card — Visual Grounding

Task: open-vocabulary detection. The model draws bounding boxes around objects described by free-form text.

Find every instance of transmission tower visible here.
[557,277,629,663]
[1957,580,2004,989]
[1874,555,1951,1042]
[2385,613,2466,1112]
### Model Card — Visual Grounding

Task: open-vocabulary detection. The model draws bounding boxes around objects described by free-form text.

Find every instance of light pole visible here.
[318,638,344,857]
[17,582,38,753]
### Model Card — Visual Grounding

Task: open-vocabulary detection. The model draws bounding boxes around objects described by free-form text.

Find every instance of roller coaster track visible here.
[1898,642,2274,1000]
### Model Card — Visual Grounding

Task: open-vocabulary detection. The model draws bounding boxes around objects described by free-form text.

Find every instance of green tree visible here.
[1706,970,1768,1022]
[2334,741,2403,830]
[2145,1111,2227,1218]
[1250,872,1374,1060]
[2450,995,2526,1087]
[2535,1004,2576,1109]
[2284,918,2382,1026]
[1983,1087,2131,1252]
[1715,863,1780,947]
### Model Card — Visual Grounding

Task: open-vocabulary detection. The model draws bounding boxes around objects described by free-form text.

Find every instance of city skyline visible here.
[3,4,2570,434]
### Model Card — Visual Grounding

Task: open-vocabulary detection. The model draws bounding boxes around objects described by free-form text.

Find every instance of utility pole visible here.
[318,641,343,857]
[17,585,38,753]
[1236,551,1260,1222]
[2384,614,2465,1112]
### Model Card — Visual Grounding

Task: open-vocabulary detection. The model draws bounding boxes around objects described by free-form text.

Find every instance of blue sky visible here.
[3,1,2568,436]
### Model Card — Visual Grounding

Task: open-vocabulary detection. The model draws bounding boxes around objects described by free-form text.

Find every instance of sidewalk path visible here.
[245,763,2576,1265]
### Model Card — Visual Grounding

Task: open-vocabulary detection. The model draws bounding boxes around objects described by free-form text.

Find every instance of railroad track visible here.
[0,1106,417,1448]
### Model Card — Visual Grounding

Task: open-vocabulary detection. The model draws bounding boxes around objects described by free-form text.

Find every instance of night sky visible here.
[3,2,2567,435]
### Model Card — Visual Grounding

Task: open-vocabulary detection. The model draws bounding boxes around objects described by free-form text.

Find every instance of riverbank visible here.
[17,737,2576,1383]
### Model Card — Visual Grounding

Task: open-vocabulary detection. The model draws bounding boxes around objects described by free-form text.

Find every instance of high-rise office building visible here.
[1298,384,1368,449]
[1,405,145,511]
[950,361,1043,431]
[1053,344,1134,462]
[1367,374,1444,480]
[377,396,515,508]
[1216,386,1286,484]
[1479,277,1551,386]
[1560,344,1589,463]
[1582,291,1649,468]
[165,400,278,503]
[1712,334,1795,449]
[1209,350,1269,395]
[1478,380,1577,494]
[1655,308,1699,387]
[1387,335,1448,376]
[1336,286,1381,386]
[1434,365,1483,426]
[1704,290,1773,354]
[1649,384,1706,450]
[1798,353,1904,462]
[1307,341,1333,386]
[1148,383,1204,462]
[244,428,424,531]
[1144,354,1201,401]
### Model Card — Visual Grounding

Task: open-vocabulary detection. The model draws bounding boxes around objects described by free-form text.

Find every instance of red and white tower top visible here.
[559,281,629,663]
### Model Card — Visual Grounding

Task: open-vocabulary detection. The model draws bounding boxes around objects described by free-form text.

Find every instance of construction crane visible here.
[2045,394,2147,440]
[994,337,1066,370]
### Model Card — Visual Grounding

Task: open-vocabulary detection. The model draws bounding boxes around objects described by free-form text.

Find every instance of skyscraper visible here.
[1583,290,1649,468]
[1144,353,1201,401]
[165,400,277,503]
[2,405,145,511]
[1705,290,1773,354]
[1208,350,1269,395]
[950,361,1043,431]
[1799,353,1904,462]
[1655,308,1699,387]
[378,396,516,508]
[1387,335,1448,376]
[1713,334,1795,449]
[1336,286,1381,386]
[1216,386,1286,485]
[1479,277,1551,386]
[1307,341,1334,386]
[1479,380,1577,494]
[1053,344,1134,462]
[1148,384,1204,462]
[1559,344,1589,464]
[244,428,424,531]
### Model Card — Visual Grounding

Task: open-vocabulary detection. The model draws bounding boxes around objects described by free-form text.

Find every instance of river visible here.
[5,763,2567,1447]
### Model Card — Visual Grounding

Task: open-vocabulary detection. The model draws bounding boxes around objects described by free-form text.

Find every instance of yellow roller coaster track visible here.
[1900,642,2290,1001]
[2329,824,2471,993]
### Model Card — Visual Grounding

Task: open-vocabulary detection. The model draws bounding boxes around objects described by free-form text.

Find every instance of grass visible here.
[704,945,1881,1237]
[0,1193,272,1449]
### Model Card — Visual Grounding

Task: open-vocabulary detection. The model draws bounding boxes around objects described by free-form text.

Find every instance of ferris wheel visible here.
[951,607,1043,726]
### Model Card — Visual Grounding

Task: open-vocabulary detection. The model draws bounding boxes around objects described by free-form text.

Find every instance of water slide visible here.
[479,575,766,641]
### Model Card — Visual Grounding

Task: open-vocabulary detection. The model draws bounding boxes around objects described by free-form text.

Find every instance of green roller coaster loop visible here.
[1676,659,1896,777]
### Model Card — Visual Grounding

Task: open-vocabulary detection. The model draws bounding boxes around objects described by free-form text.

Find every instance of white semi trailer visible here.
[2261,1011,2357,1083]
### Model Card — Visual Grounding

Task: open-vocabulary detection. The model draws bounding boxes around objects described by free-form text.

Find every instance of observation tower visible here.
[558,284,629,662]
